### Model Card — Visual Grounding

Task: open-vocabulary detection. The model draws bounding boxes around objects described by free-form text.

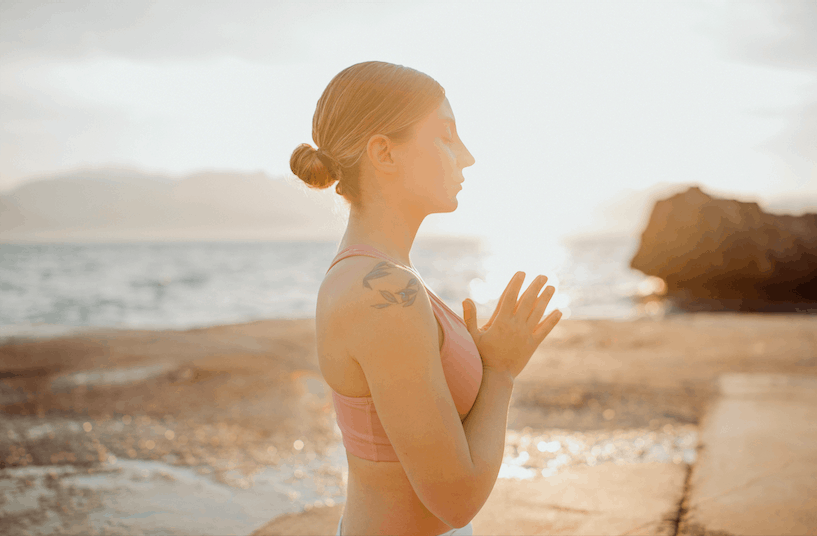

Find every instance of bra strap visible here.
[326,244,466,327]
[326,244,418,277]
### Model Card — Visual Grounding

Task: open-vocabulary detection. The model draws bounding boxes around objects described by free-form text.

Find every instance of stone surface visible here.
[252,463,687,536]
[471,463,686,535]
[630,186,817,311]
[251,504,343,536]
[680,373,817,535]
[4,318,816,535]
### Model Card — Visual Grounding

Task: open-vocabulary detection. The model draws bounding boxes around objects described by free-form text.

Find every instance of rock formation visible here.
[630,186,817,312]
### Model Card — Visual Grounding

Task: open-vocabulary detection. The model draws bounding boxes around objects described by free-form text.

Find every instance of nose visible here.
[459,141,475,169]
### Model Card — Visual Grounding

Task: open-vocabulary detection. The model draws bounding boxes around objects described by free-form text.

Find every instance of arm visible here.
[458,367,515,525]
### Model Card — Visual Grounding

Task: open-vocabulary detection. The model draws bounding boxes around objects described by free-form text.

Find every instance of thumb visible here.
[462,299,478,334]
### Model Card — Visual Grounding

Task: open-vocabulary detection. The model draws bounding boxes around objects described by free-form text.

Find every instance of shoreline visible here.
[4,306,815,340]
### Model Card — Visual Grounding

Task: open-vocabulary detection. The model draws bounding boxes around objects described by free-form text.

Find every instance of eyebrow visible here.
[441,117,456,127]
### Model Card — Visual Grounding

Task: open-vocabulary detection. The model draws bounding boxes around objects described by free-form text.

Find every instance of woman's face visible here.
[392,97,475,214]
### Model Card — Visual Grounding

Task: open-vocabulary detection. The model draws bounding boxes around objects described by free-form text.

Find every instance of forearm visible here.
[460,366,515,517]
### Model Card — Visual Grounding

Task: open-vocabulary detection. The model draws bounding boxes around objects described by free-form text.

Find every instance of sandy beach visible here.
[1,313,816,535]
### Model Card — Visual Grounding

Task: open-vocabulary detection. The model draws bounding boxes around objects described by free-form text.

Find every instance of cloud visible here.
[721,0,817,183]
[0,0,416,185]
[726,0,817,73]
[0,0,404,63]
[0,0,307,62]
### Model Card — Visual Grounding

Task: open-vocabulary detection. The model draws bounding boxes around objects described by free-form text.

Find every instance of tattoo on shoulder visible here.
[362,261,419,308]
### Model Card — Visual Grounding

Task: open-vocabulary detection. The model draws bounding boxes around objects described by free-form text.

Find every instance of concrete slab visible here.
[471,463,686,535]
[681,373,817,535]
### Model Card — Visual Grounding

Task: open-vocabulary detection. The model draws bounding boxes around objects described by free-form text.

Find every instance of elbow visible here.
[416,466,486,528]
[450,471,496,528]
[431,501,474,530]
[442,480,483,529]
[448,511,475,531]
[448,498,484,531]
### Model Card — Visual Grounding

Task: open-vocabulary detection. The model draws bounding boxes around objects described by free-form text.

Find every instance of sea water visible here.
[0,236,651,332]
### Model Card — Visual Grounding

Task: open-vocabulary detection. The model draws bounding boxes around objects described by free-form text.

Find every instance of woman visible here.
[290,61,562,536]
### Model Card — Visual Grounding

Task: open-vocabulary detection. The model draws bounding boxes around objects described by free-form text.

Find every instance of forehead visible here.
[420,98,455,130]
[436,98,455,125]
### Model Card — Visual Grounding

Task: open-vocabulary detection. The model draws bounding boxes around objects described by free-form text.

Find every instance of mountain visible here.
[563,182,817,243]
[0,167,347,242]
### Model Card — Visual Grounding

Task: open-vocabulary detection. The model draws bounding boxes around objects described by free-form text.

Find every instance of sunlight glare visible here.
[468,235,571,320]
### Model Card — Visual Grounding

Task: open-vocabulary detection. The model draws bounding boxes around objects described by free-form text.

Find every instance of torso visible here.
[316,254,460,536]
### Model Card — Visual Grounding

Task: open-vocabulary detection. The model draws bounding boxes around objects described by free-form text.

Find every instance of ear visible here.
[365,134,398,175]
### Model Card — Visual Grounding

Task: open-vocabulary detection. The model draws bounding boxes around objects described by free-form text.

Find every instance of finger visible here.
[528,285,556,326]
[516,275,548,319]
[485,289,504,329]
[533,309,562,342]
[497,272,526,320]
[486,275,514,328]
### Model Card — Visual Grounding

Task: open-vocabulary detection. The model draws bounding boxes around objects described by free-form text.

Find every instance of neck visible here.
[339,200,426,268]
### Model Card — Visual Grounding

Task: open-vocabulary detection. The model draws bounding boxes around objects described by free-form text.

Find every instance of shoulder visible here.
[319,256,435,361]
[322,255,425,311]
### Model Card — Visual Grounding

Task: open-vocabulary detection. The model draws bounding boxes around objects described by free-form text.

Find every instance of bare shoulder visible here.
[318,256,431,351]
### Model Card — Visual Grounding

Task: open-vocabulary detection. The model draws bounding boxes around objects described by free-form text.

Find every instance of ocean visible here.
[0,236,652,332]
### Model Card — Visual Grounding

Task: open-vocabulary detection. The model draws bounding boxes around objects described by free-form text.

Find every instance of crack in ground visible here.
[671,462,694,536]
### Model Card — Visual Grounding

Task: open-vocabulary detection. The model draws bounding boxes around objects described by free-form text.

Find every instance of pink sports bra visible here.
[326,244,484,462]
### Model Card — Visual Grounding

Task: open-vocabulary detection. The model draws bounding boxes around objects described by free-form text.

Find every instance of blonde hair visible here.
[290,61,445,207]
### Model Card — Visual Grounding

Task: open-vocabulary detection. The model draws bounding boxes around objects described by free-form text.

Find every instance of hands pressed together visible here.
[462,272,562,380]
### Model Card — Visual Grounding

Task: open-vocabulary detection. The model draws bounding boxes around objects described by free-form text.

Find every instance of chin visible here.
[440,196,459,213]
[422,192,459,215]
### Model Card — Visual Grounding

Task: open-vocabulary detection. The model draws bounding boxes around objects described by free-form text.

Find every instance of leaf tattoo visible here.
[397,279,418,307]
[363,264,420,308]
[362,262,393,289]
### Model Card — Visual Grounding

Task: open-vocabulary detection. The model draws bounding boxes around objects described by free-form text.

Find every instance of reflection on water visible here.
[0,449,347,536]
[466,235,649,322]
[469,238,570,316]
[498,424,698,480]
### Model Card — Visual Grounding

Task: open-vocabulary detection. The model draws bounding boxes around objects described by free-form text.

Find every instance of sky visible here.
[1,0,815,289]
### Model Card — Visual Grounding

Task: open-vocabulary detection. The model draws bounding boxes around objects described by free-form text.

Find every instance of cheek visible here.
[432,142,455,168]
[406,140,453,188]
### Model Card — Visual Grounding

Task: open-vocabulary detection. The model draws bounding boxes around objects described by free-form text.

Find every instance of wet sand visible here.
[1,314,815,535]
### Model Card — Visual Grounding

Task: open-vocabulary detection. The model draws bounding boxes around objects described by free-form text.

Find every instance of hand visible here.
[461,272,562,380]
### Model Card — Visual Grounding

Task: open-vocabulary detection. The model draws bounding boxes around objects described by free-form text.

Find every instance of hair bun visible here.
[290,143,338,190]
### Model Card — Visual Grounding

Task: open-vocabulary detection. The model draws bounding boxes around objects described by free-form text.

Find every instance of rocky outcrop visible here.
[630,186,817,312]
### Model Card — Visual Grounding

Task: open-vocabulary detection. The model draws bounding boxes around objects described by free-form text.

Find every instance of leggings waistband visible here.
[336,515,473,536]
